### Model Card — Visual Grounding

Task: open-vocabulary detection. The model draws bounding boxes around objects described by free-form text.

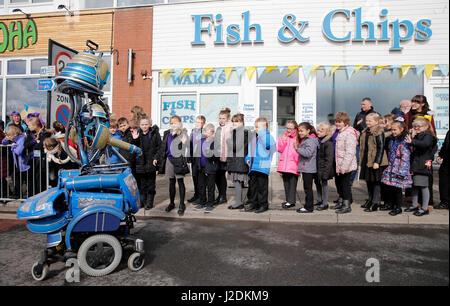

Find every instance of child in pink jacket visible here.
[277,120,300,208]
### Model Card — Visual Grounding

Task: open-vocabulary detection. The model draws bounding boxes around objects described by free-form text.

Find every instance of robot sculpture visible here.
[17,41,145,281]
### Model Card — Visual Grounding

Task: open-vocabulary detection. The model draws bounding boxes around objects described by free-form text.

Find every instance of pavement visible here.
[0,170,448,226]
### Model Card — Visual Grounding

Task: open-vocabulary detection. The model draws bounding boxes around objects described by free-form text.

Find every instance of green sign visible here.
[0,19,38,53]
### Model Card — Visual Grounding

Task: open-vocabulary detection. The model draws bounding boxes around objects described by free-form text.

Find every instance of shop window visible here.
[0,81,3,119]
[7,60,26,75]
[0,0,4,6]
[200,93,239,124]
[101,55,112,92]
[316,69,424,126]
[160,94,197,131]
[82,0,114,9]
[9,0,50,3]
[6,78,47,123]
[31,59,47,75]
[118,0,164,6]
[433,87,449,137]
[257,69,299,84]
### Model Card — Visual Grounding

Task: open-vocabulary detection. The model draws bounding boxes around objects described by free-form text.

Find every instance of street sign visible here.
[40,65,56,77]
[56,104,71,127]
[37,79,56,91]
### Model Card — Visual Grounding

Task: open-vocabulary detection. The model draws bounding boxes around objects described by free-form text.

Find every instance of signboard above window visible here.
[159,70,241,87]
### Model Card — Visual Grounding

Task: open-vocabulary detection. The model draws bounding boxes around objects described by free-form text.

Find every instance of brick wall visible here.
[112,7,153,120]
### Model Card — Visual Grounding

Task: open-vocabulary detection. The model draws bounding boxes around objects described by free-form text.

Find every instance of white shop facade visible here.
[151,0,449,142]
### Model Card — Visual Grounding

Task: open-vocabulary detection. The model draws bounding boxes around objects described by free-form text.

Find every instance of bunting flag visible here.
[302,65,314,79]
[173,68,183,79]
[265,66,278,74]
[195,68,204,78]
[330,65,341,76]
[375,65,389,75]
[224,67,234,80]
[323,65,332,76]
[354,65,365,74]
[438,64,449,76]
[277,66,287,73]
[203,67,214,77]
[246,66,256,80]
[345,65,356,79]
[390,65,401,76]
[400,65,412,78]
[160,68,172,79]
[180,68,193,78]
[235,67,245,79]
[287,65,300,76]
[215,67,224,78]
[256,66,266,78]
[415,65,425,76]
[311,65,321,73]
[424,64,436,78]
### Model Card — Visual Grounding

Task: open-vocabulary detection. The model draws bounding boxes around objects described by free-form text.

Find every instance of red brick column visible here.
[112,7,153,120]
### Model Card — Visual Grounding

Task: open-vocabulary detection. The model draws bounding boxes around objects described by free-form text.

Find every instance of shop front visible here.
[0,9,114,126]
[152,0,449,143]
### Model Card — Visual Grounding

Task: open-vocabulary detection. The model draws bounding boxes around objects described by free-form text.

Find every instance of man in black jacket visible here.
[131,117,161,210]
[437,130,449,209]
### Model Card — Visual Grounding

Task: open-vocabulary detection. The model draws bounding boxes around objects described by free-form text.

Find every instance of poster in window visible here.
[160,95,197,131]
[433,87,449,137]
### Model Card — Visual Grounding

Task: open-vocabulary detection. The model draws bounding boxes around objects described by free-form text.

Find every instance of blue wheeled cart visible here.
[17,41,145,281]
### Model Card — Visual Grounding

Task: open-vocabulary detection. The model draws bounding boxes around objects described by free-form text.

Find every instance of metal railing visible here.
[0,144,50,202]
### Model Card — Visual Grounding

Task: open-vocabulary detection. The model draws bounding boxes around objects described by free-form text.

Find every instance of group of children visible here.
[0,103,445,218]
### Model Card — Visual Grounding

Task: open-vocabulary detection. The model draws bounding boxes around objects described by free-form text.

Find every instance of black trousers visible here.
[198,168,216,206]
[191,161,200,199]
[302,173,316,211]
[384,185,403,209]
[281,172,298,205]
[135,172,156,207]
[439,163,449,205]
[215,163,227,200]
[366,181,381,204]
[335,172,352,202]
[246,171,269,209]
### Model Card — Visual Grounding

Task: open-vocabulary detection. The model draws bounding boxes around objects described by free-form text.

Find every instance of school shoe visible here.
[244,204,257,212]
[389,208,402,216]
[413,209,429,217]
[255,206,268,213]
[436,202,449,209]
[336,200,352,214]
[404,206,419,212]
[165,203,175,212]
[215,197,228,205]
[361,199,371,209]
[314,201,322,207]
[282,202,295,209]
[331,198,343,210]
[297,207,313,213]
[364,202,379,212]
[228,204,244,210]
[316,202,329,211]
[204,205,215,213]
[194,204,206,210]
[178,204,186,216]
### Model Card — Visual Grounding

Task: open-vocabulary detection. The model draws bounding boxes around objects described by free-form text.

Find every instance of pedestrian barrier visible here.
[0,144,49,202]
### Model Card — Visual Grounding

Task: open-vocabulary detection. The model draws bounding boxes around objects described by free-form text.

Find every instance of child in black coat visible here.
[405,117,438,216]
[193,123,219,213]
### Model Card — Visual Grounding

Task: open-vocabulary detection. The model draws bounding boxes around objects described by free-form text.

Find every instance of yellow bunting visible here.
[375,65,389,75]
[224,67,234,80]
[311,65,321,72]
[287,65,300,76]
[424,64,436,79]
[203,67,214,76]
[400,65,412,78]
[330,65,341,76]
[180,68,193,78]
[354,65,365,74]
[246,66,256,80]
[265,66,278,74]
[160,69,172,79]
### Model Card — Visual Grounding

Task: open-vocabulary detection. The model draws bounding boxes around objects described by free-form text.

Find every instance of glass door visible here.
[258,87,277,134]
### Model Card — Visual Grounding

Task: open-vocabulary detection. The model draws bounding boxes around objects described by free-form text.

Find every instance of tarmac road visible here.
[0,218,448,286]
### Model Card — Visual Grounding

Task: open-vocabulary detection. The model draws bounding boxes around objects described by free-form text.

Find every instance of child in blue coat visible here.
[244,117,276,213]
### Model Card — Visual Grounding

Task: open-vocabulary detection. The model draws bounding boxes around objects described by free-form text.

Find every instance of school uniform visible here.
[193,137,219,207]
[316,127,336,210]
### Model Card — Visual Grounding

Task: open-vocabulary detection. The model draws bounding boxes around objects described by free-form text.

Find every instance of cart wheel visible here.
[77,234,122,277]
[31,262,49,281]
[128,252,145,272]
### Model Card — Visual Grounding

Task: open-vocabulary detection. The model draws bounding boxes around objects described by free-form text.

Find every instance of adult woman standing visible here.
[214,108,233,205]
[404,95,436,135]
